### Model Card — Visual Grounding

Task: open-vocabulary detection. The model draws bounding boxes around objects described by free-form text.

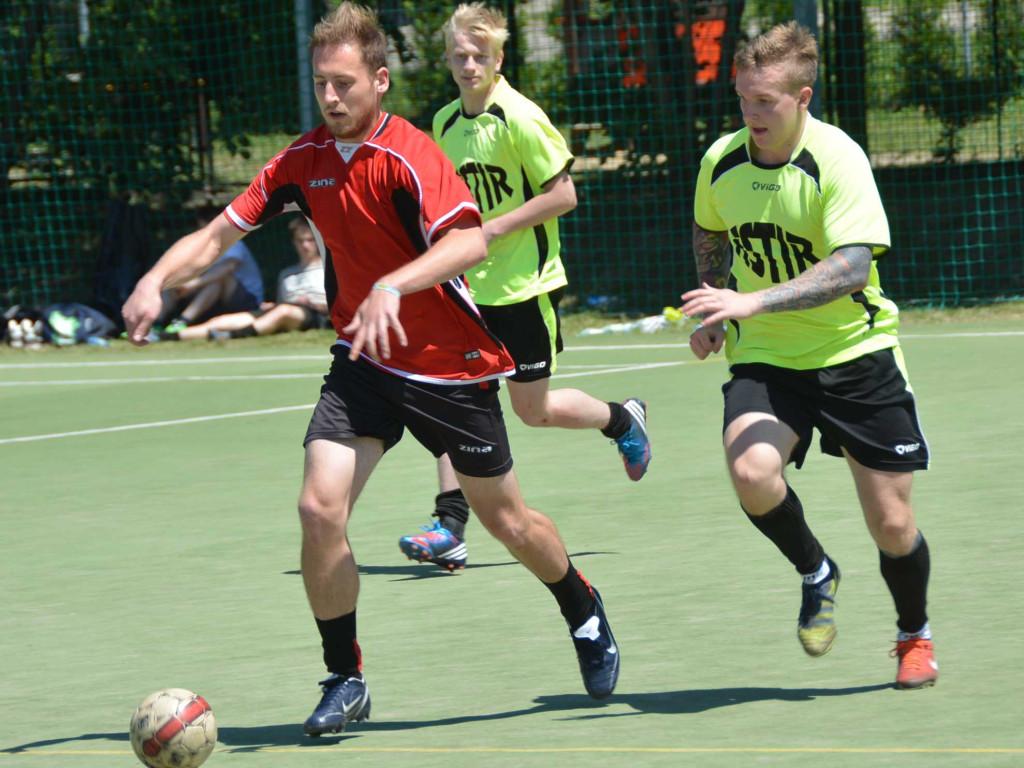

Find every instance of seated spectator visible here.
[161,217,327,341]
[157,206,265,333]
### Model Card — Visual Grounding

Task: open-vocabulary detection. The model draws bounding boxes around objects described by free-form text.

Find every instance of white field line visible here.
[0,361,689,387]
[0,328,1021,371]
[0,361,687,444]
[0,373,324,387]
[0,405,316,445]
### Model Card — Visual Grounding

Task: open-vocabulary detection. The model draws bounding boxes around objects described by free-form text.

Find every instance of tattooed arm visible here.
[692,222,731,291]
[684,223,732,359]
[758,245,872,313]
[681,244,873,327]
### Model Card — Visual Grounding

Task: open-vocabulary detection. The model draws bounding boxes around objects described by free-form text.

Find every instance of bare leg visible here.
[507,378,612,430]
[252,303,307,335]
[178,281,227,324]
[723,411,800,514]
[176,311,256,340]
[436,453,460,493]
[298,437,383,619]
[845,451,918,555]
[457,468,568,582]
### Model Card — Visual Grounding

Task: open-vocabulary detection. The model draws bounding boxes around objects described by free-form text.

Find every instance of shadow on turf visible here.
[282,551,616,581]
[1,683,892,753]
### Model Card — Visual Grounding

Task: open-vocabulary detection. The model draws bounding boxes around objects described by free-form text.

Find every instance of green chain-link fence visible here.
[2,0,1022,320]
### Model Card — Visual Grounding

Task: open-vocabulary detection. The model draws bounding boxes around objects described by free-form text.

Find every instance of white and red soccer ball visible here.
[129,688,217,768]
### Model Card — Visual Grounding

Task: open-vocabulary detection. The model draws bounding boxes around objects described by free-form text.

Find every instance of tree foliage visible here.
[889,1,1024,162]
[1,0,295,199]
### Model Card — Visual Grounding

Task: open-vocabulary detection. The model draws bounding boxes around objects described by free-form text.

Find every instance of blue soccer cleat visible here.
[571,587,620,699]
[303,674,371,737]
[614,398,651,481]
[399,521,467,571]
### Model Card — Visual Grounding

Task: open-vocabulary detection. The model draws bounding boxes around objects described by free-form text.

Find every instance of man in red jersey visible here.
[121,1,619,736]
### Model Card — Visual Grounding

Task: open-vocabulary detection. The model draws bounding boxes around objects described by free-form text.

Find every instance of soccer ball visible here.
[129,688,217,768]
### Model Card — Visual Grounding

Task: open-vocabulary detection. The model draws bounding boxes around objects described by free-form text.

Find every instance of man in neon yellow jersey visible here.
[683,21,937,690]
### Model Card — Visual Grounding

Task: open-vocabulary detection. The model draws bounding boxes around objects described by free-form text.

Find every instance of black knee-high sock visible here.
[315,611,362,677]
[432,488,470,540]
[600,401,630,439]
[745,485,825,576]
[544,558,595,631]
[879,531,930,634]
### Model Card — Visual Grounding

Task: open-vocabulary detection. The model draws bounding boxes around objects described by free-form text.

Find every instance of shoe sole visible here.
[896,679,937,690]
[304,711,370,737]
[304,705,371,737]
[399,539,466,571]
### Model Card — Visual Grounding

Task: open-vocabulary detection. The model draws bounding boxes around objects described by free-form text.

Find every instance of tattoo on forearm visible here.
[692,223,730,289]
[759,245,873,313]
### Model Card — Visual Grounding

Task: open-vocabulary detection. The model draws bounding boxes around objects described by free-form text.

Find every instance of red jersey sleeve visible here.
[224,129,325,232]
[403,130,481,244]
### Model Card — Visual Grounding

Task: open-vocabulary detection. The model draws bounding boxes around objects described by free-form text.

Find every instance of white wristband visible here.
[372,282,402,298]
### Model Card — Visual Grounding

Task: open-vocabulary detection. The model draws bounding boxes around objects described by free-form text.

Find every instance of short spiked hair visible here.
[309,2,387,73]
[443,3,509,56]
[734,20,818,91]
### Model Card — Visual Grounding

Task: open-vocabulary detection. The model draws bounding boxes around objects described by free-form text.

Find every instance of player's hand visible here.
[681,283,759,326]
[343,288,407,362]
[689,322,726,360]
[122,278,163,346]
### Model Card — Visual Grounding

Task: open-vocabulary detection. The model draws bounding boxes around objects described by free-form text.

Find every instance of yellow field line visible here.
[4,746,1024,756]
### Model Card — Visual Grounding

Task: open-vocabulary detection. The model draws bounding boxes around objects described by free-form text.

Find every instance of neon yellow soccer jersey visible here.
[434,76,571,306]
[694,115,900,369]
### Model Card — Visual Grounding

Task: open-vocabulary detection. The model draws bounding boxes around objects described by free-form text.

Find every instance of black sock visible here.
[229,326,258,339]
[600,401,630,439]
[745,485,825,575]
[157,330,180,341]
[879,531,930,634]
[315,611,362,677]
[543,559,595,631]
[433,488,470,540]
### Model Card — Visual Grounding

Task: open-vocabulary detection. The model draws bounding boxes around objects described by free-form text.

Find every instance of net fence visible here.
[2,0,1022,320]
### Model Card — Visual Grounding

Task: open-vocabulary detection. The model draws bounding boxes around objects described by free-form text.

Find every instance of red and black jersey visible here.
[226,113,513,384]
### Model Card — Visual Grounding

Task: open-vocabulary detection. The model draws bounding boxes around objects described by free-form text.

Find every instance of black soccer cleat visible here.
[571,588,620,699]
[302,674,371,737]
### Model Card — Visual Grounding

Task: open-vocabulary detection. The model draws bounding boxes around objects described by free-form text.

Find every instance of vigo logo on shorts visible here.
[894,443,921,455]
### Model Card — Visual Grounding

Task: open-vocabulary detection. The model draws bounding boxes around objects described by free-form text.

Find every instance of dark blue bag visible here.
[42,302,118,345]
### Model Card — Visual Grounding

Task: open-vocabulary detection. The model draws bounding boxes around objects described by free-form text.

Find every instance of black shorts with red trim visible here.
[304,350,513,478]
[722,347,929,472]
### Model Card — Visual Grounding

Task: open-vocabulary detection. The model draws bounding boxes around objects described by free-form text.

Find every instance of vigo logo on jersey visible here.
[458,162,514,213]
[729,222,819,283]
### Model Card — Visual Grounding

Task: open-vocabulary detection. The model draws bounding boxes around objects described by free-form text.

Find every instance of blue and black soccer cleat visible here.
[571,587,620,699]
[614,398,652,481]
[399,521,467,571]
[303,674,371,737]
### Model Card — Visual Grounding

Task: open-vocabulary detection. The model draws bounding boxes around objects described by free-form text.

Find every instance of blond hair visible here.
[309,2,387,72]
[443,3,509,56]
[734,21,818,91]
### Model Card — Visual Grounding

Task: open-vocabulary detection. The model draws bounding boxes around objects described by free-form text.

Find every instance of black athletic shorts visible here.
[722,346,929,472]
[304,349,513,478]
[477,288,565,383]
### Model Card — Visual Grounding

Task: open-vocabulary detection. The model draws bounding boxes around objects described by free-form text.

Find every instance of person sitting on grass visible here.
[159,217,328,341]
[156,206,265,334]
